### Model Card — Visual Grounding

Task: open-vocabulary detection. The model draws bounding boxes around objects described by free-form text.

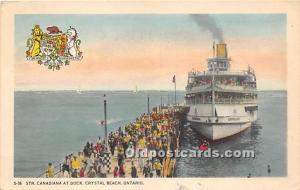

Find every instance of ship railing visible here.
[187,83,256,92]
[215,98,257,104]
[187,98,257,105]
[189,70,248,77]
[215,84,256,90]
[189,84,211,91]
[215,84,244,91]
[243,85,257,90]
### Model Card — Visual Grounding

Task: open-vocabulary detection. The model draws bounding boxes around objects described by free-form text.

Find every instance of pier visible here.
[39,105,188,178]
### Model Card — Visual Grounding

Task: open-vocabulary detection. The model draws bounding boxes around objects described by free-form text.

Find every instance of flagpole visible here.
[147,95,150,115]
[213,40,215,58]
[172,75,177,106]
[174,78,176,106]
[160,96,162,111]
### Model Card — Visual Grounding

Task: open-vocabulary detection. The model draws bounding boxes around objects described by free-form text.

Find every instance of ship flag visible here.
[172,75,176,83]
[97,120,105,126]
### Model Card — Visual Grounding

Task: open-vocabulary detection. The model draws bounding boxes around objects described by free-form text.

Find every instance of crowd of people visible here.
[187,78,256,90]
[46,110,178,178]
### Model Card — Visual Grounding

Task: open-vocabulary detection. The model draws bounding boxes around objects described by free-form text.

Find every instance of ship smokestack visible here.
[216,43,227,58]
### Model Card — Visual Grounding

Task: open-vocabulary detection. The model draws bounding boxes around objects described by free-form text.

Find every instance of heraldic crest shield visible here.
[26,25,83,70]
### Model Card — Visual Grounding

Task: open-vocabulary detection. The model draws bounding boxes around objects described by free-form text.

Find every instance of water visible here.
[14,90,184,177]
[175,91,287,177]
[14,91,286,177]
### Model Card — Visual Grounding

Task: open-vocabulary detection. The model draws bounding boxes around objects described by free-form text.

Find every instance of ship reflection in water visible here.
[175,91,286,177]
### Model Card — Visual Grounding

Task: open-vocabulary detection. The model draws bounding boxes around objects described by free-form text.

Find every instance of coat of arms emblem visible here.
[26,25,83,70]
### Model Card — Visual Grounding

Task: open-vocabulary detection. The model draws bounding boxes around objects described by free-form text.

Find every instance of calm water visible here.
[14,91,286,177]
[175,91,287,177]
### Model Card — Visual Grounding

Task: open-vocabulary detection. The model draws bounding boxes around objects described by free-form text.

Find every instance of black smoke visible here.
[190,14,224,42]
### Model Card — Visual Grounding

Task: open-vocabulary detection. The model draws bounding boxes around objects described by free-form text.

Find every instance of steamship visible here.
[185,42,258,140]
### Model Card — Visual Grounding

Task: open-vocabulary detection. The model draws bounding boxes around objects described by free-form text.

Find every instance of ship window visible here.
[215,106,248,117]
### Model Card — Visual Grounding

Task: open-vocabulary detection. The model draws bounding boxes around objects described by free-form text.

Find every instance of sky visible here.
[15,14,286,91]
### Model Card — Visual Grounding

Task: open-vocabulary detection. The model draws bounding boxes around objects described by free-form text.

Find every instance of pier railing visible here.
[36,152,76,178]
[37,163,62,178]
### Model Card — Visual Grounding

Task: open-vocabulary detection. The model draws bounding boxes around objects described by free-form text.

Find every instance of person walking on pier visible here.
[154,159,162,177]
[71,169,78,178]
[143,160,151,178]
[117,145,124,167]
[109,137,116,156]
[87,166,96,178]
[247,173,251,178]
[62,156,70,174]
[131,161,138,178]
[63,170,70,178]
[46,163,54,178]
[79,167,85,177]
[113,166,119,178]
[137,137,146,171]
[99,163,107,178]
[267,165,271,175]
[86,156,93,169]
[119,162,125,177]
[71,156,81,172]
[122,136,129,158]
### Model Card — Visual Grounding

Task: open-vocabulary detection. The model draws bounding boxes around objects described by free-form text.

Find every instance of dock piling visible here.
[104,95,108,147]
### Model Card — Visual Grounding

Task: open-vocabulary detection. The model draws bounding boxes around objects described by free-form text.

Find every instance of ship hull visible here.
[189,121,252,141]
[186,104,257,141]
